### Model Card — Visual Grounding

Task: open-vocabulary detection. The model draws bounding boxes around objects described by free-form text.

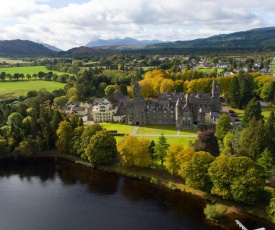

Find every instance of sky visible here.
[0,0,274,50]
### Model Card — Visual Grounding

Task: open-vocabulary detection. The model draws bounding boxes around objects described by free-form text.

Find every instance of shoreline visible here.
[1,153,274,229]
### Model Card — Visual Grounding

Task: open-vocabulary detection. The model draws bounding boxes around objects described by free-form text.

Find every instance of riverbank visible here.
[1,151,274,229]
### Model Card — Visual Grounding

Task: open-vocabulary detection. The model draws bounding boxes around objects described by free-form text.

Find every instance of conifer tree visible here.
[242,97,263,128]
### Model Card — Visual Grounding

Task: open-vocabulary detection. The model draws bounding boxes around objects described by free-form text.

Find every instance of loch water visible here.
[0,158,273,230]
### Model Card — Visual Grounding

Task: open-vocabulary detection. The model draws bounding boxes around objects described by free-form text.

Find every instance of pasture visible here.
[0,80,65,99]
[0,66,66,75]
[0,58,31,64]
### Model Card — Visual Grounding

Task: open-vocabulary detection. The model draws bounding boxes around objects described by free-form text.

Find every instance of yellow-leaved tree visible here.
[117,136,152,167]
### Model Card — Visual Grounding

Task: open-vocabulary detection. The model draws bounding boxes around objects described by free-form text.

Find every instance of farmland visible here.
[0,66,65,75]
[0,80,65,99]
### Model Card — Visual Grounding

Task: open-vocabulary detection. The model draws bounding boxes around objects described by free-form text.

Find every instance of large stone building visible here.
[125,80,221,129]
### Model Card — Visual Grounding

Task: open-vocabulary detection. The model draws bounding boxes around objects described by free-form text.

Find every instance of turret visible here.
[211,81,220,112]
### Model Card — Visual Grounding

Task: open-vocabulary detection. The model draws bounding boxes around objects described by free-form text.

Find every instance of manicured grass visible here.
[136,125,178,135]
[180,129,197,135]
[0,80,65,99]
[100,123,135,134]
[0,66,66,75]
[136,136,196,146]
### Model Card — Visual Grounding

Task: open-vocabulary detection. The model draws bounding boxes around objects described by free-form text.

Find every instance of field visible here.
[0,66,66,75]
[198,68,224,74]
[0,58,31,64]
[100,123,197,146]
[0,80,65,99]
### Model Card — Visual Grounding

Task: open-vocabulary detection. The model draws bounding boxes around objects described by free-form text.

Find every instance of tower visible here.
[211,81,220,112]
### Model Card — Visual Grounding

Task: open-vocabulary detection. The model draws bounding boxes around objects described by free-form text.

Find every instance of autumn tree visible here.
[55,121,73,153]
[177,147,195,179]
[165,143,184,176]
[117,136,152,167]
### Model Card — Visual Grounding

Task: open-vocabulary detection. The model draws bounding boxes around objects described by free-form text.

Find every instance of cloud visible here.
[0,0,274,50]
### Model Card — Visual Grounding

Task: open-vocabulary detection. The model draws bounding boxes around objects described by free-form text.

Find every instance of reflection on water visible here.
[0,158,273,230]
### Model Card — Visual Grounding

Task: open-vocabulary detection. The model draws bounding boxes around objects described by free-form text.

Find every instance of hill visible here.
[145,27,275,49]
[0,39,57,57]
[59,46,118,58]
[86,37,163,49]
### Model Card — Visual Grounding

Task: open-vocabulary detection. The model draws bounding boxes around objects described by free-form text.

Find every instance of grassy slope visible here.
[0,80,65,99]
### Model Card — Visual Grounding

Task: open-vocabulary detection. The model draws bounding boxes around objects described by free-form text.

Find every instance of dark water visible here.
[0,158,273,230]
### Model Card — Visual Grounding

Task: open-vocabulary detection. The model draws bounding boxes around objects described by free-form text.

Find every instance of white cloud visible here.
[0,0,274,50]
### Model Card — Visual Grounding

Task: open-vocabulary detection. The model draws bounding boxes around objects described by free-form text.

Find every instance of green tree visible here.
[242,97,263,128]
[120,84,128,95]
[240,77,253,108]
[267,81,275,106]
[267,196,275,223]
[185,151,215,191]
[226,77,240,108]
[154,134,170,168]
[104,85,116,97]
[257,148,274,179]
[78,124,103,158]
[215,114,231,141]
[85,130,117,164]
[208,156,264,204]
[239,118,266,160]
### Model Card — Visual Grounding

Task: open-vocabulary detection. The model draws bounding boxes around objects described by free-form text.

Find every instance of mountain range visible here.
[86,37,163,49]
[0,27,275,57]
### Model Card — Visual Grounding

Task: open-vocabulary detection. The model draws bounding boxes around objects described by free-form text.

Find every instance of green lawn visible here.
[136,125,178,135]
[0,66,66,75]
[100,123,135,134]
[136,136,196,146]
[0,80,65,99]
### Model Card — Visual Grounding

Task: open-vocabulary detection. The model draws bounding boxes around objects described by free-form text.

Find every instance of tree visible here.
[239,77,253,108]
[238,118,267,160]
[177,147,195,179]
[185,151,215,191]
[55,121,73,153]
[85,130,117,164]
[194,130,219,156]
[226,77,240,108]
[77,124,103,158]
[119,84,128,95]
[215,114,231,141]
[118,136,152,167]
[54,96,67,108]
[208,156,264,204]
[165,143,184,176]
[257,148,274,179]
[267,196,275,223]
[104,85,116,97]
[267,81,275,106]
[154,134,170,168]
[242,97,263,128]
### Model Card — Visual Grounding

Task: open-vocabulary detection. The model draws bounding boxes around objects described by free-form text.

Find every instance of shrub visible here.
[203,204,227,220]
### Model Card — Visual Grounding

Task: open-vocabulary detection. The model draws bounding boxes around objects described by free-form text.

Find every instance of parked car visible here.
[231,113,237,117]
[235,121,241,125]
[228,110,235,113]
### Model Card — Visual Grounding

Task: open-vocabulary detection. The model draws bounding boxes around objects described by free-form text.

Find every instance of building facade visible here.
[125,81,220,129]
